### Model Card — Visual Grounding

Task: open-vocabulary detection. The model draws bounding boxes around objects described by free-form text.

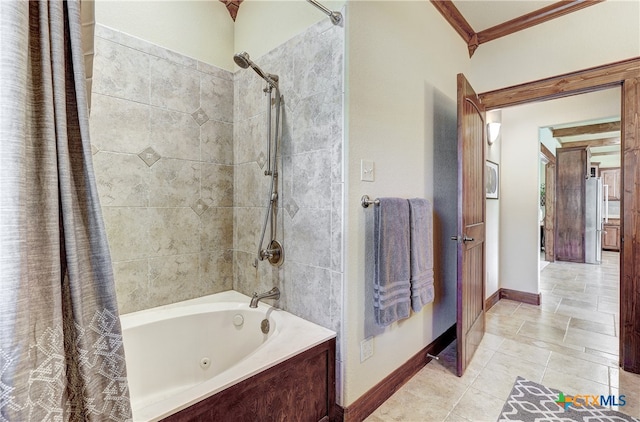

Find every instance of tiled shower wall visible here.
[90,18,345,340]
[233,19,344,334]
[90,25,234,314]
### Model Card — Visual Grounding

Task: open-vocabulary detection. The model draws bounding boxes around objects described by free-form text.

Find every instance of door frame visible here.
[478,56,640,372]
[540,143,556,262]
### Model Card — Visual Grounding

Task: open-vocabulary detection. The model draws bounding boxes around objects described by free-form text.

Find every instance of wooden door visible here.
[602,223,620,251]
[455,74,486,377]
[555,147,588,263]
[601,168,621,200]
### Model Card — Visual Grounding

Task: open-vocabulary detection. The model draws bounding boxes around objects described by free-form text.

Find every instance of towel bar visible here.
[361,195,380,208]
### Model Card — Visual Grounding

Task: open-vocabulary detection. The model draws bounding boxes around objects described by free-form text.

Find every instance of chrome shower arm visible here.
[260,73,279,91]
[306,0,342,25]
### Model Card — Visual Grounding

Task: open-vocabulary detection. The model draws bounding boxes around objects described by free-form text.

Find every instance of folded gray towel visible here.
[374,198,411,326]
[408,198,434,312]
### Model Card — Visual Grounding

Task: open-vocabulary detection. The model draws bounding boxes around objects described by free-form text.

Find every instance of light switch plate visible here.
[361,160,374,182]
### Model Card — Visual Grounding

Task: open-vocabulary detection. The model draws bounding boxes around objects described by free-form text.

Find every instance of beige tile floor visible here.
[366,251,640,421]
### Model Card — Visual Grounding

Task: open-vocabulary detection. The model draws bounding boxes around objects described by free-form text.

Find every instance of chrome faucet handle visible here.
[259,248,273,260]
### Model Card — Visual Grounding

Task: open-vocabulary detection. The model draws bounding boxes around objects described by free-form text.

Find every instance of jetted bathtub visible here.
[120,290,336,421]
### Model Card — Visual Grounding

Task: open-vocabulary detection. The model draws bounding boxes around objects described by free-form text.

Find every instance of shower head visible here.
[233,51,279,90]
[233,52,251,69]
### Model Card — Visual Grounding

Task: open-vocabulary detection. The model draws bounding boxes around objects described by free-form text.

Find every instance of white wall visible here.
[485,119,501,299]
[345,0,470,406]
[469,0,640,93]
[94,0,348,70]
[95,0,235,69]
[234,0,345,60]
[499,89,620,294]
[539,128,560,156]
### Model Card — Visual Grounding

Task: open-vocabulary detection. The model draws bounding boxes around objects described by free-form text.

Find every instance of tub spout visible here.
[249,287,280,308]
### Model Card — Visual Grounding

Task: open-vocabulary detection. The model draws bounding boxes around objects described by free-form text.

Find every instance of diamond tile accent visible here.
[191,108,209,126]
[91,144,99,155]
[256,151,267,169]
[284,197,299,219]
[191,198,209,216]
[138,147,161,167]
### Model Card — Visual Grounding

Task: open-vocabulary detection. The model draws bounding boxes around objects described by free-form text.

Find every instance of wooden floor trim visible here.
[341,324,456,422]
[499,288,541,306]
[485,290,501,311]
[485,288,542,310]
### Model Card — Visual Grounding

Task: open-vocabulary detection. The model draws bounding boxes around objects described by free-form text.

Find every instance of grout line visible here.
[450,382,474,413]
[543,349,552,368]
[562,317,571,342]
[442,409,454,422]
[513,302,523,315]
[540,365,549,384]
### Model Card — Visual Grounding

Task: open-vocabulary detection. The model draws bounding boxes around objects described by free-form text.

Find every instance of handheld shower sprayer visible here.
[233,52,279,90]
[234,51,284,268]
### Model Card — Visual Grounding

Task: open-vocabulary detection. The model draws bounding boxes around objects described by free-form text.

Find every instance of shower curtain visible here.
[0,1,131,421]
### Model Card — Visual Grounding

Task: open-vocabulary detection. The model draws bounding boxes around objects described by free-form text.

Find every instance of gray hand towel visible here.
[374,198,411,326]
[408,198,435,312]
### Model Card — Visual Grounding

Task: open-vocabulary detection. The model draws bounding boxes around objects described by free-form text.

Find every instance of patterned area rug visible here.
[498,376,639,421]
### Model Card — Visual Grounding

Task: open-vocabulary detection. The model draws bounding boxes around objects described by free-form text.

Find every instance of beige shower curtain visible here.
[0,1,131,421]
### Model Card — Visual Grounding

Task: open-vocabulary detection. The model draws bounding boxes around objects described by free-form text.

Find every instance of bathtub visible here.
[120,290,336,421]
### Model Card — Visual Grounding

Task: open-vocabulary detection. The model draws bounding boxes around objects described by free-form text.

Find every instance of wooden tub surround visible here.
[162,338,337,422]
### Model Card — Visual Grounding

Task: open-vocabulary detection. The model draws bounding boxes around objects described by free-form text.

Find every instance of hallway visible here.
[366,251,640,421]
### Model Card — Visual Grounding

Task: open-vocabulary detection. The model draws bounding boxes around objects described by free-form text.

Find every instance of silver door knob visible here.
[463,235,474,243]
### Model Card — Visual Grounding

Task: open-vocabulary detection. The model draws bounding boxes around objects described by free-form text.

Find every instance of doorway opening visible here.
[477,57,639,372]
[484,88,622,363]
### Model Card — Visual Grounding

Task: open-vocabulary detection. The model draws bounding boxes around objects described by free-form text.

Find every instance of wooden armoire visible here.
[555,146,590,263]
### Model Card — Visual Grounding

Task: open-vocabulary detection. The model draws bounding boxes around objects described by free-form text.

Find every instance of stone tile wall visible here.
[90,25,234,314]
[232,19,344,336]
[90,17,345,349]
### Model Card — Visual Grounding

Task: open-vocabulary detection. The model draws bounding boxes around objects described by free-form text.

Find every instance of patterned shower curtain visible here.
[0,1,132,421]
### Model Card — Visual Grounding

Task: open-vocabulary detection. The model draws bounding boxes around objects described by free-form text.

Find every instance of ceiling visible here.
[453,0,557,32]
[432,0,603,57]
[545,117,621,167]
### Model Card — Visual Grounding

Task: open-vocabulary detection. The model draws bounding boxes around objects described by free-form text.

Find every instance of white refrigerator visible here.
[585,177,603,264]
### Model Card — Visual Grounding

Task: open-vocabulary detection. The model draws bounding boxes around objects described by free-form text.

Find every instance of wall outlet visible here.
[360,337,374,362]
[361,160,374,182]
